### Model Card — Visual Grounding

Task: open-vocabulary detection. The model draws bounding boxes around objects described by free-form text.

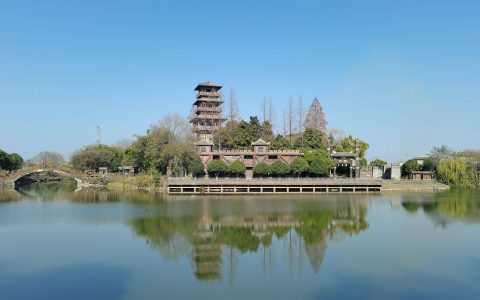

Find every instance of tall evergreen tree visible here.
[304,97,327,133]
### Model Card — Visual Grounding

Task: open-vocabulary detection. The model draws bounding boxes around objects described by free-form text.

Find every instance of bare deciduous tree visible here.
[287,96,296,143]
[155,113,192,142]
[261,96,267,123]
[30,151,65,166]
[327,128,345,142]
[114,139,132,151]
[228,87,239,122]
[297,96,305,147]
[267,97,275,130]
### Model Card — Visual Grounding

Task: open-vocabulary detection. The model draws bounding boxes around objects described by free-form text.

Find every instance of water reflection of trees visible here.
[129,197,369,282]
[0,190,23,202]
[401,190,480,227]
[15,185,159,203]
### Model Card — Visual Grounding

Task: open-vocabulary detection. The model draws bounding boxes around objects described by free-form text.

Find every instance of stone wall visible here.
[359,167,384,179]
[384,164,401,180]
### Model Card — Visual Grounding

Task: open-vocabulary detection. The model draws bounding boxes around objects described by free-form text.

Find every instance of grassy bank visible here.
[106,173,167,192]
[382,179,450,191]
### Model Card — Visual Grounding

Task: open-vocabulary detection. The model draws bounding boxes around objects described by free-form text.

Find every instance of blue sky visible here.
[1,0,479,162]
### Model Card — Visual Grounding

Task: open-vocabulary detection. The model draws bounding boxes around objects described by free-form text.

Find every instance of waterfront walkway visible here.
[167,178,383,195]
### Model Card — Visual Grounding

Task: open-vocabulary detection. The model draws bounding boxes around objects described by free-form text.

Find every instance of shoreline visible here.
[2,177,451,194]
[104,177,450,194]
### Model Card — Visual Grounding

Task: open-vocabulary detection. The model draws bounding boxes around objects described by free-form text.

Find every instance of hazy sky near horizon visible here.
[1,0,479,162]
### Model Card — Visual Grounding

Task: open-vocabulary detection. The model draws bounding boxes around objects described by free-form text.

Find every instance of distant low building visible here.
[98,167,108,176]
[118,166,134,176]
[411,171,434,180]
[384,164,401,180]
[359,166,383,179]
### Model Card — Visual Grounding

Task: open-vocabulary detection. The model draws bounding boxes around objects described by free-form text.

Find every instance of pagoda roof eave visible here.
[194,82,223,91]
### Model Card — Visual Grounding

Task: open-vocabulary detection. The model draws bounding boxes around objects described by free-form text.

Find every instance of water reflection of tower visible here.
[192,198,222,281]
[192,228,222,281]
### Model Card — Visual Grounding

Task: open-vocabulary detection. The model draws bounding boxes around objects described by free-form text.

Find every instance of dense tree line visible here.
[436,148,479,188]
[69,114,204,178]
[0,150,23,171]
[205,150,335,179]
[213,116,368,158]
[213,117,274,150]
[67,112,371,180]
[251,152,334,178]
[400,145,479,188]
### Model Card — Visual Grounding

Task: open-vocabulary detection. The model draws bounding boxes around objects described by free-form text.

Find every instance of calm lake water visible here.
[1,185,480,300]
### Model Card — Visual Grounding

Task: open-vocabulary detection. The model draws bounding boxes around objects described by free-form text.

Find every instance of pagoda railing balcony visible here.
[195,107,222,113]
[193,125,218,131]
[192,114,226,120]
[197,91,220,97]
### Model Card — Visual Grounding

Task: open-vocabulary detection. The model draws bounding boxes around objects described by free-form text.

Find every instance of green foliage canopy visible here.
[207,160,229,179]
[302,128,324,150]
[214,117,275,150]
[271,161,291,177]
[370,159,387,169]
[188,158,205,177]
[228,160,246,178]
[304,150,334,176]
[401,159,421,178]
[253,162,271,177]
[437,158,477,188]
[270,135,292,150]
[422,158,436,171]
[290,157,309,177]
[0,150,23,171]
[335,135,369,158]
[70,145,122,171]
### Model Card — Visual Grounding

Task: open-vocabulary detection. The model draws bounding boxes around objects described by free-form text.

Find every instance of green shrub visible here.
[401,159,421,178]
[370,159,387,169]
[207,160,229,179]
[271,161,290,177]
[290,157,309,178]
[228,160,246,178]
[189,158,205,177]
[253,162,271,177]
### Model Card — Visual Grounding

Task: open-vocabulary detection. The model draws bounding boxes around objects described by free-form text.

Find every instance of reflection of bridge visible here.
[0,166,90,189]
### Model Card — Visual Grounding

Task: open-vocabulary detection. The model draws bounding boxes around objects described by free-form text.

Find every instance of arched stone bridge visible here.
[0,166,89,189]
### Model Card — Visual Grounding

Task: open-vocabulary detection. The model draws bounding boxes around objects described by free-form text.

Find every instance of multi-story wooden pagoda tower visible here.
[190,82,226,140]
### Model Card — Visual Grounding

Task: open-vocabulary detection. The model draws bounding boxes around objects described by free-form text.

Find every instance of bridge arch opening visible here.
[13,169,82,189]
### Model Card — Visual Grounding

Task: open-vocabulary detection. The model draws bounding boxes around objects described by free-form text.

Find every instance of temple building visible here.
[190,82,226,140]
